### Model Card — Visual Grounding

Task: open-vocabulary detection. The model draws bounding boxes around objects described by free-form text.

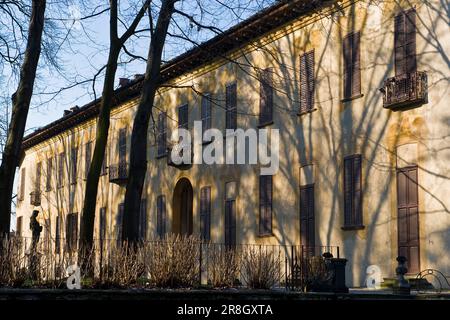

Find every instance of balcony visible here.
[167,142,193,169]
[381,71,428,110]
[109,162,128,184]
[30,191,41,206]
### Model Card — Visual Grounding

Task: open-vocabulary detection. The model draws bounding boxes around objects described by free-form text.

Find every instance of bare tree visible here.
[0,0,46,238]
[79,0,150,266]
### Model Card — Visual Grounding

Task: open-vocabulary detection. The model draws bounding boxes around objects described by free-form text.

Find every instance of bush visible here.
[241,246,281,289]
[206,245,240,288]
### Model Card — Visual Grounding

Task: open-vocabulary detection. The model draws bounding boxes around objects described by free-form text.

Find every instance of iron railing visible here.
[381,71,428,110]
[109,162,128,183]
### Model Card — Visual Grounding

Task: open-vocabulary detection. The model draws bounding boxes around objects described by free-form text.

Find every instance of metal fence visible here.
[0,236,339,291]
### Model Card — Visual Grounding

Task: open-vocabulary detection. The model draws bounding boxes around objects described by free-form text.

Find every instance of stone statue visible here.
[30,210,43,248]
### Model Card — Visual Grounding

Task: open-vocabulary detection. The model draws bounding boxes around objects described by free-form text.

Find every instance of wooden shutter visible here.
[226,83,237,129]
[58,152,65,188]
[200,187,211,241]
[259,68,273,125]
[299,50,315,113]
[19,168,26,201]
[343,32,361,99]
[35,162,42,191]
[85,142,92,179]
[157,112,167,156]
[46,158,52,191]
[343,155,363,227]
[71,147,78,184]
[99,207,106,241]
[259,175,273,236]
[225,199,236,248]
[16,216,22,237]
[178,104,189,129]
[395,9,416,76]
[157,195,166,238]
[300,185,315,255]
[117,203,124,245]
[55,216,60,253]
[118,129,126,165]
[139,199,147,241]
[201,94,212,134]
[72,213,78,250]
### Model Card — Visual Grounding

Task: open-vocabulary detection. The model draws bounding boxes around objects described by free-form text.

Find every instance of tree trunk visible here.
[78,46,120,266]
[0,0,46,238]
[123,0,176,243]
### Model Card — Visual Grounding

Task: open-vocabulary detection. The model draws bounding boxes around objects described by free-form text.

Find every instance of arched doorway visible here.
[172,178,193,235]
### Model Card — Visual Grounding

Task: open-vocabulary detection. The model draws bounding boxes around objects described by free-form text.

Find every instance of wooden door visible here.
[397,166,420,274]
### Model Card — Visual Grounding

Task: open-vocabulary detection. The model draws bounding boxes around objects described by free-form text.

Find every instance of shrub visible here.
[241,246,281,289]
[206,245,240,288]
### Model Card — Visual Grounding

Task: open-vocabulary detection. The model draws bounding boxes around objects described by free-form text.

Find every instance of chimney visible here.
[119,78,131,87]
[63,110,71,116]
[70,105,80,112]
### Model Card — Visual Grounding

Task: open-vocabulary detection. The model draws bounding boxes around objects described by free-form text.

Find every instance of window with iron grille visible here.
[200,186,211,241]
[299,50,315,114]
[117,203,124,245]
[259,175,273,236]
[55,215,61,253]
[178,104,189,129]
[157,112,167,157]
[157,195,166,238]
[259,68,273,125]
[46,158,52,191]
[225,83,237,130]
[343,155,363,228]
[70,147,78,185]
[201,94,212,141]
[139,198,147,241]
[99,207,107,242]
[58,152,65,188]
[343,31,361,100]
[19,168,26,201]
[85,141,92,179]
[66,213,78,252]
[395,9,417,76]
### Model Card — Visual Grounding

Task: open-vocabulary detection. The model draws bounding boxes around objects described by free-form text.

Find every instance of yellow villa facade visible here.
[15,0,450,287]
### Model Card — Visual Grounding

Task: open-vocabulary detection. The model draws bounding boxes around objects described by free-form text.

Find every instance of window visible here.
[117,203,124,245]
[99,207,107,242]
[259,68,273,125]
[35,162,42,192]
[201,94,212,140]
[343,155,363,228]
[200,187,211,241]
[395,9,416,76]
[46,158,52,191]
[19,168,26,201]
[70,147,78,185]
[299,50,315,114]
[85,141,92,179]
[157,112,167,157]
[156,195,166,238]
[225,83,237,130]
[343,32,361,100]
[16,216,22,237]
[139,198,147,241]
[259,175,273,236]
[55,216,61,253]
[178,104,189,129]
[58,152,65,188]
[224,199,236,248]
[66,213,78,252]
[300,184,315,255]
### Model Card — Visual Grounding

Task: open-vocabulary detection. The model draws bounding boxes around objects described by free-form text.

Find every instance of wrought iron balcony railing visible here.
[381,71,428,110]
[109,162,128,184]
[30,191,41,206]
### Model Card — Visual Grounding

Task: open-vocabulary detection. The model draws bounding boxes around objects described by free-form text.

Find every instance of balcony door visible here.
[397,166,420,274]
